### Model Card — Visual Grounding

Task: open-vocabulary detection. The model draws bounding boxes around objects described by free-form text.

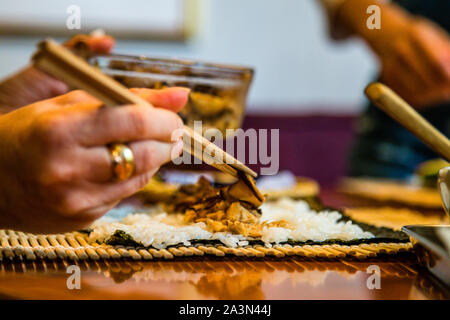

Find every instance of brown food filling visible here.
[164,176,288,237]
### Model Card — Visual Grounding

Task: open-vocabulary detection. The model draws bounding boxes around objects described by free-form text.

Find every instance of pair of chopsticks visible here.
[32,39,257,181]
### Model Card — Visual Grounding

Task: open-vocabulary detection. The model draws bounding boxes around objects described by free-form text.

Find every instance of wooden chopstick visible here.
[32,39,257,179]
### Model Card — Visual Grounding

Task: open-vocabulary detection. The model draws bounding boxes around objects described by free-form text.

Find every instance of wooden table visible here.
[0,189,448,300]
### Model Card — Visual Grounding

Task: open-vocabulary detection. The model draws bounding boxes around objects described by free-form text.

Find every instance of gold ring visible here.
[108,143,135,181]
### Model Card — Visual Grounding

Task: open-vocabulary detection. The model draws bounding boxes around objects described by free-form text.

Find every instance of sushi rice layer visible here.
[88,197,374,249]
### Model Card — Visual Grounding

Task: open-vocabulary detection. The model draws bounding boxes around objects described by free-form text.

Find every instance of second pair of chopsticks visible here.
[32,39,257,180]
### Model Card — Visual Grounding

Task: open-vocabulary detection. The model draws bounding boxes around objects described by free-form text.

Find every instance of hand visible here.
[0,87,188,233]
[377,19,450,108]
[0,33,115,113]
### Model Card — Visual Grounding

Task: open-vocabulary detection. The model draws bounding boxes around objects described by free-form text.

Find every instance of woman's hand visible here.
[0,33,115,113]
[378,19,450,108]
[0,87,188,233]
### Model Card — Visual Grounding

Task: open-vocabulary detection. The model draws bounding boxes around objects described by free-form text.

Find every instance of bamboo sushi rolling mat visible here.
[2,204,445,262]
[0,229,413,261]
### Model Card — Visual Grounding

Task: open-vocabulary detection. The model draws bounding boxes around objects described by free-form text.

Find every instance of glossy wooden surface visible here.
[0,256,447,300]
[0,189,448,300]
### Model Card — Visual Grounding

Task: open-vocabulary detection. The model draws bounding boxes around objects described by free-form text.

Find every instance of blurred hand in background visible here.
[319,0,450,109]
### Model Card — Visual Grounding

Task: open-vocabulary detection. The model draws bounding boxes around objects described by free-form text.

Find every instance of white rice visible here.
[88,197,373,248]
[259,198,374,243]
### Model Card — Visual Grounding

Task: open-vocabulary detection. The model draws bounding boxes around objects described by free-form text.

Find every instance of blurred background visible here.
[0,0,376,112]
[0,0,379,185]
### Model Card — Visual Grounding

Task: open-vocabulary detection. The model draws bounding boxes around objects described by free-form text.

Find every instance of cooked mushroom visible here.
[161,176,278,237]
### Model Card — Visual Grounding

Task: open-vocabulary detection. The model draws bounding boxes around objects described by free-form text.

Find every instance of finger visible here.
[78,201,120,222]
[395,40,435,89]
[47,180,126,221]
[413,24,450,82]
[387,51,450,108]
[80,139,183,182]
[393,53,423,95]
[381,57,416,103]
[74,104,184,146]
[130,87,190,112]
[129,139,183,177]
[96,169,159,204]
[65,169,160,215]
[54,140,181,217]
[53,164,166,220]
[382,43,450,108]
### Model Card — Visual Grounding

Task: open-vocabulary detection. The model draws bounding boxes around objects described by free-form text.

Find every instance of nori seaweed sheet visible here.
[91,196,409,248]
[105,230,141,247]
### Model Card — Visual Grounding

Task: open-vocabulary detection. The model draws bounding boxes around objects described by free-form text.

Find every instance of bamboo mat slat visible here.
[0,230,413,261]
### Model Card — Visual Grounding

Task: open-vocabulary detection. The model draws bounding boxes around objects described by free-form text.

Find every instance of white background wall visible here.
[0,0,378,113]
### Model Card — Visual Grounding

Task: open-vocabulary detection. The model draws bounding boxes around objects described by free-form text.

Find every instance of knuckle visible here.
[33,113,67,148]
[66,90,84,101]
[155,109,183,140]
[139,146,158,172]
[165,110,182,131]
[153,107,181,129]
[128,107,148,137]
[59,196,78,215]
[58,193,87,216]
[134,172,154,190]
[61,90,93,104]
[69,89,86,98]
[40,160,76,184]
[171,126,184,142]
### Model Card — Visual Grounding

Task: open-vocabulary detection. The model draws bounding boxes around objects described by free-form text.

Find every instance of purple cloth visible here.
[241,114,356,186]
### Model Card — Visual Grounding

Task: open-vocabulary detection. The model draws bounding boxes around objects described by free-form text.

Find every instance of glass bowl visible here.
[89,54,254,135]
